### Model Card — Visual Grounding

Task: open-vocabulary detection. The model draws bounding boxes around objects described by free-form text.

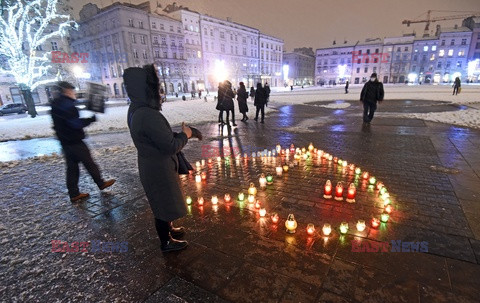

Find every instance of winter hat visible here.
[370,73,377,78]
[57,81,75,90]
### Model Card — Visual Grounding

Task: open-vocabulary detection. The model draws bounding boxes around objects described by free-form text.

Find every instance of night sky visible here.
[72,0,480,51]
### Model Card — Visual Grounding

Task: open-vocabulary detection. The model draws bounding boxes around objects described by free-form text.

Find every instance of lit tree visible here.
[0,0,76,117]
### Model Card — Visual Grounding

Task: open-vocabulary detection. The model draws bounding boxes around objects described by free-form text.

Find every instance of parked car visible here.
[0,103,27,116]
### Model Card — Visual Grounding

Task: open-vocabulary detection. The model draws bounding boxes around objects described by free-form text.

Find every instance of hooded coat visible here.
[221,81,235,111]
[124,67,188,222]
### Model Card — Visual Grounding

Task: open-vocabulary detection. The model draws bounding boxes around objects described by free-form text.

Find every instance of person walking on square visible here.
[453,77,461,95]
[249,86,255,101]
[237,82,249,122]
[222,80,236,126]
[360,73,384,124]
[124,64,194,253]
[264,82,271,104]
[345,80,349,94]
[254,82,267,123]
[50,81,116,202]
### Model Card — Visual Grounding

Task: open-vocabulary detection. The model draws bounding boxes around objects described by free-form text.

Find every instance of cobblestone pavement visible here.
[1,99,480,302]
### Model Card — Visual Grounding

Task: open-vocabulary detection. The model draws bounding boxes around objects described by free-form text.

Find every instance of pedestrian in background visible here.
[254,82,267,123]
[237,82,249,122]
[360,73,384,124]
[345,80,349,94]
[249,86,255,100]
[50,81,115,202]
[264,82,271,104]
[216,82,225,124]
[222,80,237,126]
[453,77,461,95]
[125,64,193,253]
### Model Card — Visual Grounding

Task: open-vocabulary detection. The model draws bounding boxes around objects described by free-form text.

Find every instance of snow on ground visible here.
[0,84,479,142]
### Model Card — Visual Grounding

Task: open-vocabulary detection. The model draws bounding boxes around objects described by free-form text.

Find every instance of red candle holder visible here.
[307,223,315,236]
[346,183,356,203]
[334,182,344,201]
[201,172,207,180]
[333,157,338,163]
[376,182,384,190]
[371,218,380,228]
[255,200,261,209]
[362,171,369,180]
[323,180,333,199]
[197,197,204,206]
[271,213,279,224]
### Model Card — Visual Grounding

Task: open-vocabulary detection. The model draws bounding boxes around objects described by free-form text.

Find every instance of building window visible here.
[441,40,445,46]
[142,50,147,59]
[356,68,360,73]
[230,45,233,54]
[221,44,225,53]
[446,61,451,68]
[173,52,177,59]
[197,51,201,58]
[138,21,143,29]
[153,36,158,44]
[243,47,246,55]
[161,36,166,45]
[364,67,368,73]
[431,45,437,51]
[374,58,378,63]
[404,47,409,51]
[170,25,174,32]
[152,22,156,29]
[448,49,453,56]
[128,19,133,27]
[154,50,160,58]
[242,37,246,44]
[133,49,138,59]
[373,67,377,73]
[140,35,146,44]
[163,52,167,58]
[160,24,164,30]
[457,61,462,67]
[397,47,401,52]
[51,41,58,50]
[204,27,207,35]
[461,39,467,45]
[211,42,214,50]
[450,39,455,46]
[189,25,193,31]
[205,43,209,51]
[437,62,442,68]
[177,27,181,33]
[220,32,225,39]
[423,46,428,52]
[439,50,444,57]
[210,29,213,36]
[458,50,465,57]
[131,34,136,43]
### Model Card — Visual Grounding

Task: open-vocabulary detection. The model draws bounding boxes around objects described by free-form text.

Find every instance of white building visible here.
[383,35,415,83]
[463,17,480,82]
[259,34,284,87]
[283,48,315,86]
[315,43,354,85]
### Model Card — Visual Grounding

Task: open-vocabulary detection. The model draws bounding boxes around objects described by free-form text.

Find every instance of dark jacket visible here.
[360,80,384,104]
[216,84,224,111]
[236,85,249,113]
[254,86,267,107]
[249,87,255,98]
[265,85,271,98]
[51,94,94,145]
[124,67,188,222]
[221,82,235,111]
[454,78,461,88]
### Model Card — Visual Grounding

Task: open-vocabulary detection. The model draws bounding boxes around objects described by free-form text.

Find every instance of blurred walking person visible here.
[345,80,349,94]
[360,73,384,124]
[50,81,115,202]
[453,77,461,95]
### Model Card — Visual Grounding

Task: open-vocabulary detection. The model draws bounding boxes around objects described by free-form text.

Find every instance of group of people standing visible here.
[216,81,270,125]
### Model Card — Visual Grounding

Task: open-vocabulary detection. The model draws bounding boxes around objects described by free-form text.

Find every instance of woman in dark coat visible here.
[222,80,236,126]
[216,82,225,124]
[124,64,193,253]
[236,82,249,122]
[254,82,267,123]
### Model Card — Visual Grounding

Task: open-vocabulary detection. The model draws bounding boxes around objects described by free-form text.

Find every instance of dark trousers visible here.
[62,141,103,197]
[155,219,170,244]
[363,102,377,123]
[218,110,224,122]
[225,109,235,123]
[453,87,459,95]
[255,105,265,121]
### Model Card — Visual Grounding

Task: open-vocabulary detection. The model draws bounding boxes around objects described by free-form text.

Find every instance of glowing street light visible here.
[215,59,227,83]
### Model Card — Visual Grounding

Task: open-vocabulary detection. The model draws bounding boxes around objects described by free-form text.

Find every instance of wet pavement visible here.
[1,100,480,302]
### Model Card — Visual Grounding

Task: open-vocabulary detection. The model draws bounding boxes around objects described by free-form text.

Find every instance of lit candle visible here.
[208,158,212,164]
[322,223,332,236]
[355,167,361,174]
[276,166,283,176]
[349,164,355,171]
[323,180,333,199]
[217,156,222,162]
[224,193,231,203]
[371,217,380,228]
[248,183,257,195]
[197,197,204,206]
[362,171,369,180]
[282,164,289,172]
[268,151,272,157]
[201,172,207,180]
[302,153,308,160]
[338,159,343,165]
[201,159,206,166]
[308,143,314,151]
[271,212,279,223]
[259,174,267,188]
[285,214,297,233]
[380,187,388,195]
[376,182,384,190]
[339,222,349,234]
[333,157,338,163]
[356,220,366,232]
[195,174,201,183]
[195,161,201,167]
[342,161,348,168]
[276,144,281,153]
[186,196,192,205]
[307,223,315,236]
[334,182,344,201]
[211,195,218,205]
[301,147,306,153]
[259,208,266,217]
[383,198,392,206]
[328,155,333,161]
[313,148,318,154]
[346,183,356,203]
[290,144,295,153]
[238,192,245,201]
[255,200,261,209]
[266,175,274,185]
[369,176,376,185]
[248,194,255,203]
[380,212,389,223]
[385,204,394,214]
[318,150,324,157]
